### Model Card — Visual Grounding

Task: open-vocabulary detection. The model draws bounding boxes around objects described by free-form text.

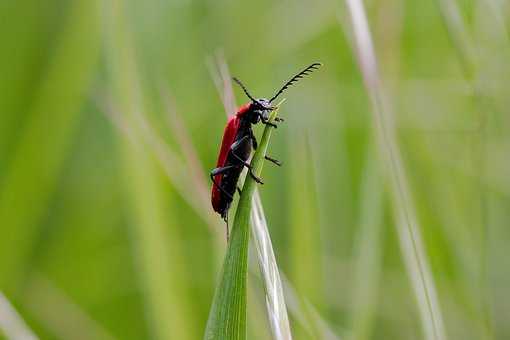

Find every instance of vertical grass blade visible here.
[287,133,323,339]
[343,1,447,339]
[348,150,383,340]
[0,0,100,292]
[22,275,116,340]
[204,104,282,340]
[103,1,196,339]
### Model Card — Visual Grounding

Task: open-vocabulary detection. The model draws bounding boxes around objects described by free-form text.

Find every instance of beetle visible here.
[210,62,322,239]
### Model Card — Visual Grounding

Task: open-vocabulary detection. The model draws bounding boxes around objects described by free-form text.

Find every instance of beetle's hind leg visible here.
[239,160,264,184]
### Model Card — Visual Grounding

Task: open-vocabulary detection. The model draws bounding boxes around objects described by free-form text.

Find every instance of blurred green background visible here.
[0,0,509,339]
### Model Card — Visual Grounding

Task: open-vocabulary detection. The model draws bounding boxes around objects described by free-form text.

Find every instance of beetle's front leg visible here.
[261,118,278,128]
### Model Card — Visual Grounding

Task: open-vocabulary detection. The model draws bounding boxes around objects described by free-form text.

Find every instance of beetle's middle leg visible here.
[230,135,264,184]
[249,127,282,166]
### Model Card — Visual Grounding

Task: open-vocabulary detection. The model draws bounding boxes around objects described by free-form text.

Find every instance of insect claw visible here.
[275,117,285,122]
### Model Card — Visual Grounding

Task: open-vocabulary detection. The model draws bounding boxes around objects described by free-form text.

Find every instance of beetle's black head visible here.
[250,98,273,123]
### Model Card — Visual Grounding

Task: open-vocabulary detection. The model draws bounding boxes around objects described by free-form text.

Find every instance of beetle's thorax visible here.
[235,102,257,125]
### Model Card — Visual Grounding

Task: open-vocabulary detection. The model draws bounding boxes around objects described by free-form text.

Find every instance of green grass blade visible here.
[349,149,384,340]
[204,103,283,340]
[0,0,100,292]
[103,1,197,339]
[344,1,447,339]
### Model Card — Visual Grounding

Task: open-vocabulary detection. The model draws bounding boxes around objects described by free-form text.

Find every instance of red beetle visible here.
[210,63,322,239]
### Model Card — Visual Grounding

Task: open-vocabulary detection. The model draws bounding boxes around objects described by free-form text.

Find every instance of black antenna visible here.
[233,77,257,102]
[269,62,322,103]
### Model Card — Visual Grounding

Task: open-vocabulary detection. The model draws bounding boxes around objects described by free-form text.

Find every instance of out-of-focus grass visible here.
[348,149,383,340]
[287,133,324,339]
[0,0,509,339]
[0,0,100,293]
[103,1,196,339]
[344,1,446,339]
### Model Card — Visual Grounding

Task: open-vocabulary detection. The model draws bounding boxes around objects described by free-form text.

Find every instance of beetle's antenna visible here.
[269,62,322,103]
[233,77,257,102]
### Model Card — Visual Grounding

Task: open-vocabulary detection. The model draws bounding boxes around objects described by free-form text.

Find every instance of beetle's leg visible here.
[250,128,280,166]
[275,117,284,122]
[265,155,282,166]
[249,127,281,166]
[231,153,264,184]
[230,136,264,184]
[230,134,250,151]
[210,165,236,199]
